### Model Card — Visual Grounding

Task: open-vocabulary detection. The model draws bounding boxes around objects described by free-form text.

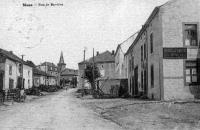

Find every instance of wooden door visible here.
[134,66,138,96]
[0,73,3,90]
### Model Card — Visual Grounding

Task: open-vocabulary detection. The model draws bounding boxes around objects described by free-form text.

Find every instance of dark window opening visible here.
[150,33,153,53]
[9,78,14,89]
[141,45,143,62]
[151,65,154,88]
[184,24,198,46]
[144,44,146,60]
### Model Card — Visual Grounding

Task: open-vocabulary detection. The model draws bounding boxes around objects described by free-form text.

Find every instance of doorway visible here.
[144,69,148,96]
[0,73,3,90]
[134,66,138,96]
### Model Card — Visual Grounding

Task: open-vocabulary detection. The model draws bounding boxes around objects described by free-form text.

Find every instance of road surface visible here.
[0,89,123,130]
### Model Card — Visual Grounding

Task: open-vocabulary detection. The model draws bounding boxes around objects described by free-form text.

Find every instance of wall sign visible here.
[163,48,187,59]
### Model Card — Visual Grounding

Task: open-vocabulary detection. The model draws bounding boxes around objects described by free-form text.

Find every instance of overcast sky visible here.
[0,0,169,69]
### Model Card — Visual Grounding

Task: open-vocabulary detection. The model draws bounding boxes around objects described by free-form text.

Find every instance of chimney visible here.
[9,51,13,54]
[112,50,115,55]
[96,51,99,56]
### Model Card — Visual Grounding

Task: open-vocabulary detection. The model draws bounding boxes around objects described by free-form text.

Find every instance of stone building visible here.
[0,48,33,90]
[38,62,59,86]
[78,50,115,90]
[126,0,200,100]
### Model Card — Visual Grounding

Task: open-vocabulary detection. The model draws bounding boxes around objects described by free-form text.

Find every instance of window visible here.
[132,56,134,70]
[184,24,198,46]
[141,71,143,90]
[9,65,12,75]
[129,60,131,72]
[144,44,146,60]
[151,65,154,88]
[28,80,30,88]
[150,33,153,53]
[19,64,22,74]
[28,71,30,77]
[185,60,200,85]
[141,45,143,62]
[9,78,14,89]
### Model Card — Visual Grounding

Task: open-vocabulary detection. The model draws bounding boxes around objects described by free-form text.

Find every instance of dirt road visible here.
[0,89,122,130]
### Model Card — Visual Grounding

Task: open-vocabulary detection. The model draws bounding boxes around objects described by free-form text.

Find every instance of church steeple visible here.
[58,51,66,72]
[59,51,65,64]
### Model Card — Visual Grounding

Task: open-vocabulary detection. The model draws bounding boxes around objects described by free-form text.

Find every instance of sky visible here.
[0,0,169,69]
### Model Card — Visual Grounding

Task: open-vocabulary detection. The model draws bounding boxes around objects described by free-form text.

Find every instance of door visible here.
[0,73,3,90]
[134,66,138,96]
[144,69,148,96]
[131,76,134,96]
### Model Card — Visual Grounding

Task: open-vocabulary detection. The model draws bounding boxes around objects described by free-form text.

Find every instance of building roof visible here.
[0,48,22,63]
[78,51,115,65]
[33,68,52,77]
[115,32,138,56]
[125,0,175,55]
[40,62,57,68]
[58,51,66,65]
[61,68,78,76]
[125,6,160,55]
[0,48,33,67]
[26,60,36,68]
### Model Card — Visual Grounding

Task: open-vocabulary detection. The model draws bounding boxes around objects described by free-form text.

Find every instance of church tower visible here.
[57,51,66,72]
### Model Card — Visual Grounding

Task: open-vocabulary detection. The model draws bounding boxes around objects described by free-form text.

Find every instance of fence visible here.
[0,89,21,104]
[0,91,5,103]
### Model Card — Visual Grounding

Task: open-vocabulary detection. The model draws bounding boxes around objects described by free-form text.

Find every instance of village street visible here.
[0,89,122,130]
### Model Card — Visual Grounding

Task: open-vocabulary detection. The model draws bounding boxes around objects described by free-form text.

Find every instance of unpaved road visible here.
[0,89,122,130]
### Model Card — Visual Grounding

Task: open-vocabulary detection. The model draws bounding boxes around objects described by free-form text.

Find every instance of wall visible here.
[97,62,115,79]
[127,7,163,100]
[115,48,127,79]
[40,76,46,85]
[48,77,56,85]
[78,63,85,88]
[161,0,200,100]
[0,63,5,89]
[146,10,163,100]
[23,65,33,89]
[33,76,40,87]
[4,59,18,90]
[98,79,120,95]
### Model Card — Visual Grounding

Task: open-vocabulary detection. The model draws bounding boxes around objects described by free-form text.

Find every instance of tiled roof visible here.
[40,62,57,67]
[79,51,115,64]
[126,6,160,55]
[26,60,36,68]
[61,68,78,76]
[0,48,22,63]
[33,68,52,77]
[0,48,33,68]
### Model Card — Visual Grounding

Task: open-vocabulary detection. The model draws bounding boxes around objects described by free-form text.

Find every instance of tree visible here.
[84,63,101,91]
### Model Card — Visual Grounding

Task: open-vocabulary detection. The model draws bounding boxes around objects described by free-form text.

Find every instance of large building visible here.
[126,0,200,100]
[60,68,78,87]
[38,62,59,86]
[78,50,115,91]
[0,48,33,90]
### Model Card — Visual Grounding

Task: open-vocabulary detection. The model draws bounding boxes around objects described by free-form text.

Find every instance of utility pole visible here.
[82,48,86,97]
[21,55,25,89]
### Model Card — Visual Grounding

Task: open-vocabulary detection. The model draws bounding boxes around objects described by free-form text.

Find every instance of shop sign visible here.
[163,48,187,59]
